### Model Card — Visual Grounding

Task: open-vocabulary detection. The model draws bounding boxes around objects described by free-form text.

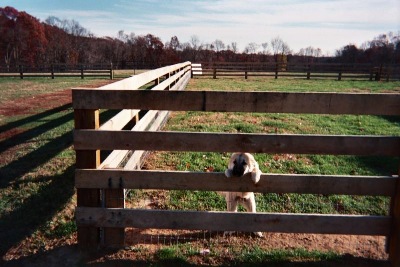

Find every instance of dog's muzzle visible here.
[232,164,245,177]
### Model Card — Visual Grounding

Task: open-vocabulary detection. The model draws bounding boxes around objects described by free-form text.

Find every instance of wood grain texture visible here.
[72,90,400,116]
[74,130,400,156]
[74,109,101,249]
[76,207,391,236]
[75,169,397,196]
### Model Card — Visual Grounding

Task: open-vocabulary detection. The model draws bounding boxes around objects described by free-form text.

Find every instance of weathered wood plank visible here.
[74,109,101,249]
[97,62,191,90]
[123,111,170,170]
[98,67,186,168]
[389,168,400,265]
[74,131,400,156]
[99,109,140,131]
[72,90,400,115]
[103,188,125,247]
[75,169,397,196]
[75,207,391,236]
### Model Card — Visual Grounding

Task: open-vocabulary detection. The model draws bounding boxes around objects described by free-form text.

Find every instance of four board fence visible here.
[192,62,400,81]
[0,64,114,79]
[73,62,400,265]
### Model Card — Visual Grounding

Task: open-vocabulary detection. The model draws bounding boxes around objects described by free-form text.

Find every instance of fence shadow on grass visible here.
[0,118,74,188]
[0,103,72,138]
[0,164,75,258]
[1,243,390,267]
[0,105,76,258]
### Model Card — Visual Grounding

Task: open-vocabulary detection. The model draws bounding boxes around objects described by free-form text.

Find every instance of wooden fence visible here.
[0,64,114,79]
[73,62,400,265]
[193,62,400,81]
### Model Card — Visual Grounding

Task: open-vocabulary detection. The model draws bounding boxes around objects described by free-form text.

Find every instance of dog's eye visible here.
[243,161,247,165]
[233,160,237,164]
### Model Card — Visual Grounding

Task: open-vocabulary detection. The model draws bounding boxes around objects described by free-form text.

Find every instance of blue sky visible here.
[3,0,400,55]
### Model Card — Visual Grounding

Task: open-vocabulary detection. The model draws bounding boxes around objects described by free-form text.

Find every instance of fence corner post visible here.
[103,188,125,247]
[74,108,101,250]
[389,171,400,266]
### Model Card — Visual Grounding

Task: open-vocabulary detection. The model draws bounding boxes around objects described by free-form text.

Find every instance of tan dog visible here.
[221,152,263,237]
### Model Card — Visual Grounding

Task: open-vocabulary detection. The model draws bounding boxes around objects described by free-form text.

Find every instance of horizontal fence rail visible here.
[75,169,398,196]
[74,131,400,156]
[76,208,391,236]
[72,90,400,115]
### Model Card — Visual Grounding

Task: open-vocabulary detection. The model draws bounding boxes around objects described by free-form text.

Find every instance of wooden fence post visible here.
[375,64,382,81]
[103,188,125,247]
[51,65,55,79]
[110,63,114,80]
[74,109,101,250]
[213,68,217,79]
[275,63,278,79]
[338,65,343,81]
[369,69,374,81]
[19,65,23,79]
[389,182,400,266]
[386,66,390,82]
[81,65,84,79]
[245,71,248,79]
[307,64,311,80]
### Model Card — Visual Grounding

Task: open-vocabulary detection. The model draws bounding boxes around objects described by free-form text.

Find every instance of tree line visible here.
[1,6,399,71]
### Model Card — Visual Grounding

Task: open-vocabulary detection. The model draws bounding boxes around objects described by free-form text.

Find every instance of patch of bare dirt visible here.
[0,80,113,117]
[0,90,72,116]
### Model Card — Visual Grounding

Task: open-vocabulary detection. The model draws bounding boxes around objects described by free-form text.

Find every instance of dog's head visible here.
[229,153,251,177]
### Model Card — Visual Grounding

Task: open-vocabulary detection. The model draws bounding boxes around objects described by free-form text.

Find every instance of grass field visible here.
[1,75,399,265]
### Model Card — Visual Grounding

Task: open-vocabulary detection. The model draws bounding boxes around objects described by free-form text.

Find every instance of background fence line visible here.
[0,63,114,79]
[192,62,400,81]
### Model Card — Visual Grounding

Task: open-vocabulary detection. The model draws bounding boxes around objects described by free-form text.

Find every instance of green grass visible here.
[150,244,340,266]
[191,76,400,93]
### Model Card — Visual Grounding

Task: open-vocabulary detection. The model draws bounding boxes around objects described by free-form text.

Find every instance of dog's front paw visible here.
[223,231,235,237]
[253,231,263,238]
[251,170,261,184]
[225,169,233,178]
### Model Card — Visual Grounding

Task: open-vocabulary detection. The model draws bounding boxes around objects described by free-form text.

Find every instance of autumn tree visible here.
[271,36,291,63]
[0,6,18,70]
[15,11,48,66]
